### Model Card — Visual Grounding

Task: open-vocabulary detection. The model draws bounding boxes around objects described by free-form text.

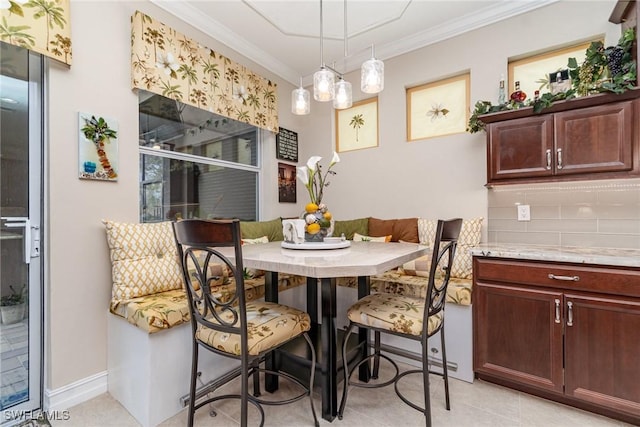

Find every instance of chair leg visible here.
[337,323,355,420]
[253,367,261,397]
[241,356,249,427]
[440,327,450,411]
[188,341,199,427]
[303,333,320,427]
[422,345,432,427]
[372,330,381,379]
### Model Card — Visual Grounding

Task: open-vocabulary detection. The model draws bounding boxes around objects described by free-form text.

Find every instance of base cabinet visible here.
[473,257,640,424]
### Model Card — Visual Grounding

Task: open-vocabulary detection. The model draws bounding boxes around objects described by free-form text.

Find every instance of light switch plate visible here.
[517,204,531,221]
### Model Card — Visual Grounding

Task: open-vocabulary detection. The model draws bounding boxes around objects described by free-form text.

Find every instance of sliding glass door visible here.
[0,42,43,423]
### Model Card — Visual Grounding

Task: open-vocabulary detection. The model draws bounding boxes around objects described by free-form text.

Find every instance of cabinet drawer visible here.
[474,257,640,298]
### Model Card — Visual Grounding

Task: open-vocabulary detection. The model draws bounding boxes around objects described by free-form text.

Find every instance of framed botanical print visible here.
[335,97,379,152]
[406,73,470,141]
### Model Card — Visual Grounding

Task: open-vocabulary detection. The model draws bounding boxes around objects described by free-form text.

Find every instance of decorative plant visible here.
[467,28,636,134]
[296,152,340,206]
[81,115,118,179]
[1,285,25,306]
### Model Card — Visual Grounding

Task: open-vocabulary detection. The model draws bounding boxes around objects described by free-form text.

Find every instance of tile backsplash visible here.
[487,178,640,249]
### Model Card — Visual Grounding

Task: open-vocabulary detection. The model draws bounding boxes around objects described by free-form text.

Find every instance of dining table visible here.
[230,240,429,422]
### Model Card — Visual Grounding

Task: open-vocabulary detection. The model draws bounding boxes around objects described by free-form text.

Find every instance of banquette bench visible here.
[103,216,482,426]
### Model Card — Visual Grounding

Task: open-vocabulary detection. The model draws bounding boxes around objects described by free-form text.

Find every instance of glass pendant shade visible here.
[333,79,352,109]
[361,57,384,93]
[291,86,310,115]
[314,68,335,101]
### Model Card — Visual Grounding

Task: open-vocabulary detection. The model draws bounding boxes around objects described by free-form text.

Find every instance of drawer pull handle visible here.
[548,273,579,282]
[567,301,573,326]
[554,299,561,324]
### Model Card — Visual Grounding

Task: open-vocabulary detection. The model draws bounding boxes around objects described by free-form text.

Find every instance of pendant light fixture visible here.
[291,0,384,114]
[361,45,384,94]
[291,77,310,115]
[313,0,334,102]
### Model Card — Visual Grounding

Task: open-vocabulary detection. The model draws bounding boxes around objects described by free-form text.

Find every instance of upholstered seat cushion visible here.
[196,301,311,356]
[110,289,190,333]
[347,293,442,337]
[110,274,308,333]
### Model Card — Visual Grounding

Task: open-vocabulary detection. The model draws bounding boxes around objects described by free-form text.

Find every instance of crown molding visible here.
[150,0,560,87]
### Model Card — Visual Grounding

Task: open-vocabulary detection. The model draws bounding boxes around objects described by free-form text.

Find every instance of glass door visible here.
[0,42,43,423]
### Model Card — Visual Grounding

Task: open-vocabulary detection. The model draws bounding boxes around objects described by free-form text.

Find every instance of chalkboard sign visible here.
[276,127,298,162]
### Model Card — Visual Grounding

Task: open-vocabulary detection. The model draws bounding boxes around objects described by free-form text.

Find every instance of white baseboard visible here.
[45,371,108,411]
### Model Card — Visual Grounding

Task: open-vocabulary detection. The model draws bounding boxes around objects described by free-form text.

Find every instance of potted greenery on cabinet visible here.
[1,285,26,324]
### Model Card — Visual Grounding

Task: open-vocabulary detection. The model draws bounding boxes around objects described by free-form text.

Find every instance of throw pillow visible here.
[369,217,419,243]
[353,232,392,242]
[418,217,483,247]
[103,220,184,301]
[332,217,370,240]
[240,218,284,241]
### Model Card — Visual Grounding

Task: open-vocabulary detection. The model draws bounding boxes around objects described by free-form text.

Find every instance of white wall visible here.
[44,0,621,403]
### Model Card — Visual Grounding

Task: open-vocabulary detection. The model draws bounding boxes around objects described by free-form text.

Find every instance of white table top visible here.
[226,241,429,278]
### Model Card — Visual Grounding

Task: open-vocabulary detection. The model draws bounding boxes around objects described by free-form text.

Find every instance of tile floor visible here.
[0,319,29,410]
[51,359,633,427]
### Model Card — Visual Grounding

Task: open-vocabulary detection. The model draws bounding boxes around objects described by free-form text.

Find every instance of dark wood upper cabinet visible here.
[481,90,640,186]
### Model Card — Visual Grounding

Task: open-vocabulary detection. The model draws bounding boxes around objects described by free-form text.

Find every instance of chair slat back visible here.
[173,219,247,337]
[425,218,463,325]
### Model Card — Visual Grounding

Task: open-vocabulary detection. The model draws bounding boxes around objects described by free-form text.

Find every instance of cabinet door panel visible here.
[474,282,564,393]
[565,294,640,416]
[488,115,554,181]
[555,101,633,175]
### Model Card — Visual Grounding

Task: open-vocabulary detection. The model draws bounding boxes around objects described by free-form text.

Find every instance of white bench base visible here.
[107,314,238,427]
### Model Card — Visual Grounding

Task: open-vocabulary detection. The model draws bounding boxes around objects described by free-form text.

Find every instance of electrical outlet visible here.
[517,204,531,221]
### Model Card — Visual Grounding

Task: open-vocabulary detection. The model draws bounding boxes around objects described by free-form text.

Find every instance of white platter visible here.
[281,240,351,250]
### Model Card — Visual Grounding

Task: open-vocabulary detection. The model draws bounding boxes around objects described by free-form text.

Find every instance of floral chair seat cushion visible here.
[347,293,442,337]
[196,301,311,356]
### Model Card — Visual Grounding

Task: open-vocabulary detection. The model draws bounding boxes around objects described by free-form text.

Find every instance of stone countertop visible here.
[470,244,640,268]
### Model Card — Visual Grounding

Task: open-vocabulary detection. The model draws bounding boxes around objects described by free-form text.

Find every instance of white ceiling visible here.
[151,0,560,86]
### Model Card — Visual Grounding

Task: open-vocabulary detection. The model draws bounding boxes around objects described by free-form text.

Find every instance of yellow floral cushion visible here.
[110,289,190,333]
[347,293,442,336]
[110,274,308,333]
[196,301,311,356]
[103,220,183,301]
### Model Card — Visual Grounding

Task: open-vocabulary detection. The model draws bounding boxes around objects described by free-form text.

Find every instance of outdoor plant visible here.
[1,285,25,306]
[467,28,636,134]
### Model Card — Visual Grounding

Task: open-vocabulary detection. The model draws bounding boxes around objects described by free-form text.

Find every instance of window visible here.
[139,90,260,223]
[508,40,598,101]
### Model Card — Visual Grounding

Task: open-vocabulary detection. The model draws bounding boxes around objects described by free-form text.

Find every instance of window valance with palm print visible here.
[131,11,278,133]
[1,0,72,65]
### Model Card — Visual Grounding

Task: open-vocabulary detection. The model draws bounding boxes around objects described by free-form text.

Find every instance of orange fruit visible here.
[323,211,332,220]
[305,202,319,213]
[306,223,321,234]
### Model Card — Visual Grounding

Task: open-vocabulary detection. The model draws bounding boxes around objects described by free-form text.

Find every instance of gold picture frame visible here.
[406,73,470,142]
[335,97,379,152]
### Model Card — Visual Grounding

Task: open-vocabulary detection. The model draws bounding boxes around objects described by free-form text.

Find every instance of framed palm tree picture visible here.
[335,97,378,152]
[78,113,119,181]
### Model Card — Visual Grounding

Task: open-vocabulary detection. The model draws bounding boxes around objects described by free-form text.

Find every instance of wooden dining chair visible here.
[173,218,319,427]
[338,218,463,427]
